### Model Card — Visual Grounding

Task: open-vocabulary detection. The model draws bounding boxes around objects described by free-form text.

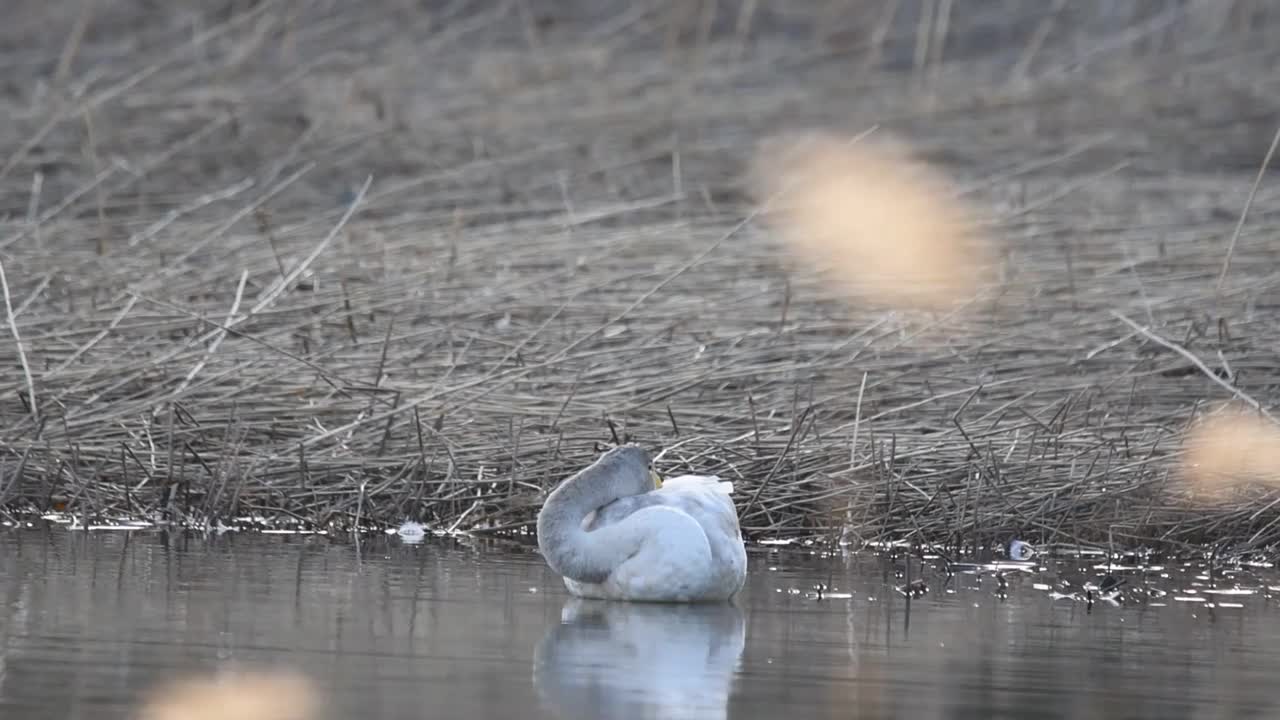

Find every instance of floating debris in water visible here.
[28,513,367,535]
[1092,563,1164,572]
[68,519,156,531]
[896,579,928,598]
[947,560,1036,574]
[804,585,854,601]
[1045,577,1119,608]
[1202,587,1257,596]
[1098,575,1127,595]
[1009,540,1035,561]
[1036,544,1108,558]
[44,513,156,531]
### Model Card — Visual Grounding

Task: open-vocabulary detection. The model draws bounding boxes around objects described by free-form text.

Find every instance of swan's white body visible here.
[536,447,748,603]
[571,475,747,602]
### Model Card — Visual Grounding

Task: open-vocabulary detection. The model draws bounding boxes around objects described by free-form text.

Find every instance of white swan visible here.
[536,445,748,603]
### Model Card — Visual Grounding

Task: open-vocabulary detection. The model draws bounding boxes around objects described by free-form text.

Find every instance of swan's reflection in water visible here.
[533,599,746,720]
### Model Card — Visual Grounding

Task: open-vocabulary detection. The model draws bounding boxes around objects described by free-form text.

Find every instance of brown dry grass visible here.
[2,1,1280,553]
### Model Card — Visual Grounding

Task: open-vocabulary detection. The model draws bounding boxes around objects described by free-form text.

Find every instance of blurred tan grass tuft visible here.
[750,131,992,311]
[1182,410,1280,490]
[135,669,320,720]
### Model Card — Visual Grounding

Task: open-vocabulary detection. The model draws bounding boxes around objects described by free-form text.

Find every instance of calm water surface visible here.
[2,530,1279,719]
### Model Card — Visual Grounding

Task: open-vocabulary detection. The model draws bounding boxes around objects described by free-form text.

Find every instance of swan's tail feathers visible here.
[662,474,735,495]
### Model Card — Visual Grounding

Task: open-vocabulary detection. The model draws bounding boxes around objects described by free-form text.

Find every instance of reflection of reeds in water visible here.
[1182,410,1280,490]
[751,131,991,312]
[135,669,319,720]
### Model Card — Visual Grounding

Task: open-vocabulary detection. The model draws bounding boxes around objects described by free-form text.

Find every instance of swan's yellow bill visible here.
[650,470,663,489]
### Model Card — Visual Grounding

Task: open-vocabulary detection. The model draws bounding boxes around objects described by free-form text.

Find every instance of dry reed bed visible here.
[2,1,1280,552]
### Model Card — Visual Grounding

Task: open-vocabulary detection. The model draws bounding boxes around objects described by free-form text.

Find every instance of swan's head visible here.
[593,445,663,495]
[537,445,666,584]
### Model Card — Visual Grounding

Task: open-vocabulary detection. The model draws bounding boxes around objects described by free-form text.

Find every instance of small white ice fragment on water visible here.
[1033,583,1051,591]
[1174,596,1207,603]
[396,521,427,543]
[1202,587,1256,596]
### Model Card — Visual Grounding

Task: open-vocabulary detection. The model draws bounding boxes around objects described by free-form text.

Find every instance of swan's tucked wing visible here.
[585,476,737,535]
[655,476,738,525]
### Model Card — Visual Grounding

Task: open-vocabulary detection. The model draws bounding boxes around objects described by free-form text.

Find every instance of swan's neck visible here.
[537,470,649,585]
